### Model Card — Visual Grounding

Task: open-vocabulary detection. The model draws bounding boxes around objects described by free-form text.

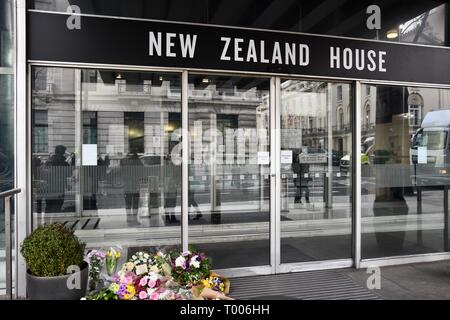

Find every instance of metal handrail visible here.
[0,188,21,199]
[1,188,21,300]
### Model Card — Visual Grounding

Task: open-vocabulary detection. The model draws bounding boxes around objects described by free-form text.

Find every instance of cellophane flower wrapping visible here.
[83,249,224,300]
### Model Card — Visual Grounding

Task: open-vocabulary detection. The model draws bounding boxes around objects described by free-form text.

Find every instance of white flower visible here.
[144,253,150,259]
[132,255,137,260]
[181,250,191,257]
[190,256,200,269]
[149,273,159,281]
[175,256,186,268]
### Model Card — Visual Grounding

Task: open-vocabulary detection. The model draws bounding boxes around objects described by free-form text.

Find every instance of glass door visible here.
[187,74,272,270]
[278,79,353,267]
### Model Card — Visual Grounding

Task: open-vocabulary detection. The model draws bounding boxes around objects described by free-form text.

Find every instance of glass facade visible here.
[31,67,182,256]
[0,2,447,298]
[361,84,450,258]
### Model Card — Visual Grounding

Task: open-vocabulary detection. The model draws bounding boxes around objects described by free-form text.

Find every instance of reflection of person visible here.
[120,149,143,226]
[292,148,310,204]
[189,190,202,220]
[165,160,180,224]
[45,145,70,213]
[97,154,110,197]
[32,155,43,213]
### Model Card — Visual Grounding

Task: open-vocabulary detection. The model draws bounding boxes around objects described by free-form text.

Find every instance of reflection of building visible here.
[280,80,353,159]
[361,86,450,155]
[33,69,270,166]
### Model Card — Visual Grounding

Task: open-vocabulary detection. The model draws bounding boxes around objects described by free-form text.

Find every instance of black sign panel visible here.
[28,11,450,85]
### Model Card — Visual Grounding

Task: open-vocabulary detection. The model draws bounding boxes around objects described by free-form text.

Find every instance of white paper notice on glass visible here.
[257,151,270,165]
[82,144,97,166]
[417,147,427,164]
[281,150,293,164]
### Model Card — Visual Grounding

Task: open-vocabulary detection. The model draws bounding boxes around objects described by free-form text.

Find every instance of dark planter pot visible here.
[26,261,88,300]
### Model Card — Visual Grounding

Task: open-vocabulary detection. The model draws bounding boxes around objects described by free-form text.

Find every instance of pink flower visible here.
[120,272,136,285]
[157,287,166,294]
[138,291,148,300]
[139,277,149,286]
[150,292,160,300]
[148,279,157,288]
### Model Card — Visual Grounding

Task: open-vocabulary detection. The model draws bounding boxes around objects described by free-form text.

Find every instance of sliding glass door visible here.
[278,79,353,265]
[187,74,272,270]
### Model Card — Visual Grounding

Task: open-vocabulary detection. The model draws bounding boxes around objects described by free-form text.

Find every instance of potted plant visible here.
[20,223,88,300]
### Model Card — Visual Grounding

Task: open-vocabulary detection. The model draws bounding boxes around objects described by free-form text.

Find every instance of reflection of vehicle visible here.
[411,110,450,166]
[340,155,351,172]
[340,149,371,172]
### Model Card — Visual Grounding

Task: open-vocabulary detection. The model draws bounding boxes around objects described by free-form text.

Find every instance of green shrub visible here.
[21,223,86,277]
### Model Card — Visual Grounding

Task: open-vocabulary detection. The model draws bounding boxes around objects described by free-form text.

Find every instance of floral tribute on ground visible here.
[83,249,232,300]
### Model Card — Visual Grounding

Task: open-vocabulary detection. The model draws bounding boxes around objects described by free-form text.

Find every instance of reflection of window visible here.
[83,111,97,144]
[366,86,371,96]
[337,108,344,130]
[412,130,447,150]
[33,68,48,91]
[337,85,343,101]
[33,110,48,153]
[364,105,370,128]
[408,105,422,127]
[217,114,239,160]
[168,112,181,153]
[124,112,144,154]
[217,114,238,133]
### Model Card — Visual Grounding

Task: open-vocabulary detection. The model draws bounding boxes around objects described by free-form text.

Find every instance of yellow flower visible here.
[121,284,136,300]
[201,279,211,288]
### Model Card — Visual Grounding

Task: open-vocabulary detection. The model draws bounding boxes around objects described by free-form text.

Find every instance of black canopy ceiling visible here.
[28,0,449,43]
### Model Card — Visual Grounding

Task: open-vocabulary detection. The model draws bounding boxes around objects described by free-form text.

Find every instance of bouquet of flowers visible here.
[82,249,229,300]
[170,250,210,286]
[105,247,121,276]
[127,251,155,276]
[87,249,106,291]
[201,272,230,294]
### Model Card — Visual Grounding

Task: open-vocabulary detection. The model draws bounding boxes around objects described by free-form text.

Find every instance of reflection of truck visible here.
[411,110,450,166]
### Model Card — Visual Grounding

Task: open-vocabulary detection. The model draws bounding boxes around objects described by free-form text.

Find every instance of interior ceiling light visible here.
[386,28,398,39]
[159,76,164,81]
[202,78,209,83]
[115,73,122,79]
